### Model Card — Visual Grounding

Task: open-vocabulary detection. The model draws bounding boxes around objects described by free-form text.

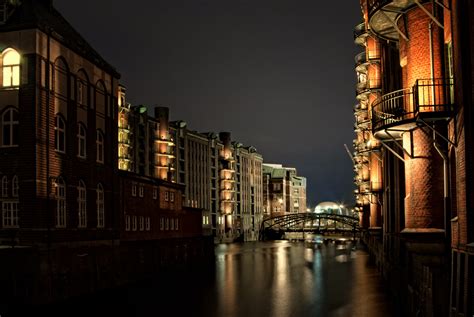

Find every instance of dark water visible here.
[31,239,395,317]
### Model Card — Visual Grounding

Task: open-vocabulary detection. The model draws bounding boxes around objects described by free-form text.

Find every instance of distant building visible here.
[262,164,307,217]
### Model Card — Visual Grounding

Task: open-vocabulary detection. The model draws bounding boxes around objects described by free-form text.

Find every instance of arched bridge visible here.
[259,213,360,240]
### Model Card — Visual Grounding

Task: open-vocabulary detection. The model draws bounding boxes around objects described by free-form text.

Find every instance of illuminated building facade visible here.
[0,0,210,305]
[354,0,474,315]
[262,164,307,217]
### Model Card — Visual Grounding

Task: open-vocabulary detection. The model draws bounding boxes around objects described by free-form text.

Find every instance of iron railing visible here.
[371,78,454,132]
[355,52,367,67]
[354,22,367,41]
[367,0,392,18]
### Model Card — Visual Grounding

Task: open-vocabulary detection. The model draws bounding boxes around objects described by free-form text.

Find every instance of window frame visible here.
[55,177,67,228]
[2,201,19,228]
[55,115,66,153]
[1,108,19,147]
[96,130,104,163]
[96,183,104,228]
[2,49,20,88]
[1,176,7,197]
[77,180,87,228]
[77,123,87,159]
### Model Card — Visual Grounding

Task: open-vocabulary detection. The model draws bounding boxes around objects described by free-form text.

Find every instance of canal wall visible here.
[0,236,214,311]
[361,230,450,317]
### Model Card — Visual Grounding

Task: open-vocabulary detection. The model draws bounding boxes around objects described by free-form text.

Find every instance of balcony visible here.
[355,52,368,73]
[367,0,425,42]
[354,22,368,46]
[372,78,454,139]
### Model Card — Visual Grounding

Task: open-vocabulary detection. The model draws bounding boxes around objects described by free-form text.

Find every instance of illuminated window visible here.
[2,201,18,228]
[77,180,87,228]
[55,116,66,153]
[1,175,7,197]
[139,216,144,231]
[96,130,104,163]
[2,49,20,87]
[96,183,104,228]
[11,175,18,197]
[56,177,66,228]
[77,123,86,158]
[1,108,19,147]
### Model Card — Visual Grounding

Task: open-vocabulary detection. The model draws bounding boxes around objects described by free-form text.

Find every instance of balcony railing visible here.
[372,78,454,132]
[354,22,367,45]
[355,52,367,68]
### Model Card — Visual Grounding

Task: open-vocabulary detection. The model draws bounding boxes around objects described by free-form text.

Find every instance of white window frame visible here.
[139,216,144,231]
[125,215,130,231]
[145,217,150,231]
[165,218,169,230]
[77,123,87,159]
[132,183,137,197]
[165,191,169,202]
[96,130,104,163]
[96,184,104,228]
[139,185,144,198]
[175,218,179,230]
[132,215,137,231]
[2,201,19,228]
[153,187,158,200]
[2,49,20,87]
[77,180,87,228]
[170,218,174,230]
[170,192,175,202]
[1,108,19,147]
[55,116,66,153]
[1,176,7,197]
[56,178,66,228]
[11,175,18,197]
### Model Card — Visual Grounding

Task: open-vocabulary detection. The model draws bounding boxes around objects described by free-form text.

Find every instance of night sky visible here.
[55,0,362,208]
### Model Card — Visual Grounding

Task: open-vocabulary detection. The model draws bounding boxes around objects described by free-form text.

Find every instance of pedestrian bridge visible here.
[259,212,360,241]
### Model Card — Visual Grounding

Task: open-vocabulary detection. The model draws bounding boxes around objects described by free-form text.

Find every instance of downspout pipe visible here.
[433,129,449,240]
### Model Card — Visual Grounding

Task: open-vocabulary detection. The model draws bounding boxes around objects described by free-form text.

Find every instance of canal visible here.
[32,238,395,317]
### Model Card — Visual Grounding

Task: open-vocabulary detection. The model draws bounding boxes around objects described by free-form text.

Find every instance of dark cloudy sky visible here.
[55,0,361,208]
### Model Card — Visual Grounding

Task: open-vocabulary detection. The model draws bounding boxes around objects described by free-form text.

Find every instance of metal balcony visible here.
[354,22,368,46]
[367,0,428,42]
[372,78,454,139]
[355,52,368,72]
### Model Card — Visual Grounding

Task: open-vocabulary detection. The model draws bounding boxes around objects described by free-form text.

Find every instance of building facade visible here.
[0,0,211,306]
[262,164,307,217]
[354,0,474,316]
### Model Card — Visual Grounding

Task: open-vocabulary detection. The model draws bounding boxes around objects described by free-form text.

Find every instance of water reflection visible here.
[36,238,394,317]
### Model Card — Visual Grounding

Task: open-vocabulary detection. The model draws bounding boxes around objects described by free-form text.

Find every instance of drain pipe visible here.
[433,128,449,239]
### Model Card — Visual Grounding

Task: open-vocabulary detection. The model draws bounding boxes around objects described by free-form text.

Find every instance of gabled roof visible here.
[0,0,120,78]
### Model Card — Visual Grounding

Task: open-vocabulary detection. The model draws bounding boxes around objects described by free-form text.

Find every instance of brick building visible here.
[0,0,211,306]
[354,0,474,315]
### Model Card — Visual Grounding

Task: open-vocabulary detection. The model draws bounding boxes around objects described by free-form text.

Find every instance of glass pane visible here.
[3,50,20,65]
[3,66,12,86]
[12,66,19,86]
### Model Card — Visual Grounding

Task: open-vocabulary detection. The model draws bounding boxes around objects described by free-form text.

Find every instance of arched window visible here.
[1,176,7,197]
[95,81,107,115]
[77,123,86,158]
[77,70,88,107]
[55,177,66,228]
[77,180,87,228]
[55,115,66,153]
[1,108,19,147]
[54,58,68,98]
[96,183,104,228]
[12,175,18,197]
[96,130,104,163]
[2,49,20,87]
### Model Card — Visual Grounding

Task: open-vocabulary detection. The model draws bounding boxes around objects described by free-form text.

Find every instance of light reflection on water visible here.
[38,238,395,317]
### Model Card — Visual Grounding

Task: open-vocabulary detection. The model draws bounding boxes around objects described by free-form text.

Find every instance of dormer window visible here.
[2,48,20,87]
